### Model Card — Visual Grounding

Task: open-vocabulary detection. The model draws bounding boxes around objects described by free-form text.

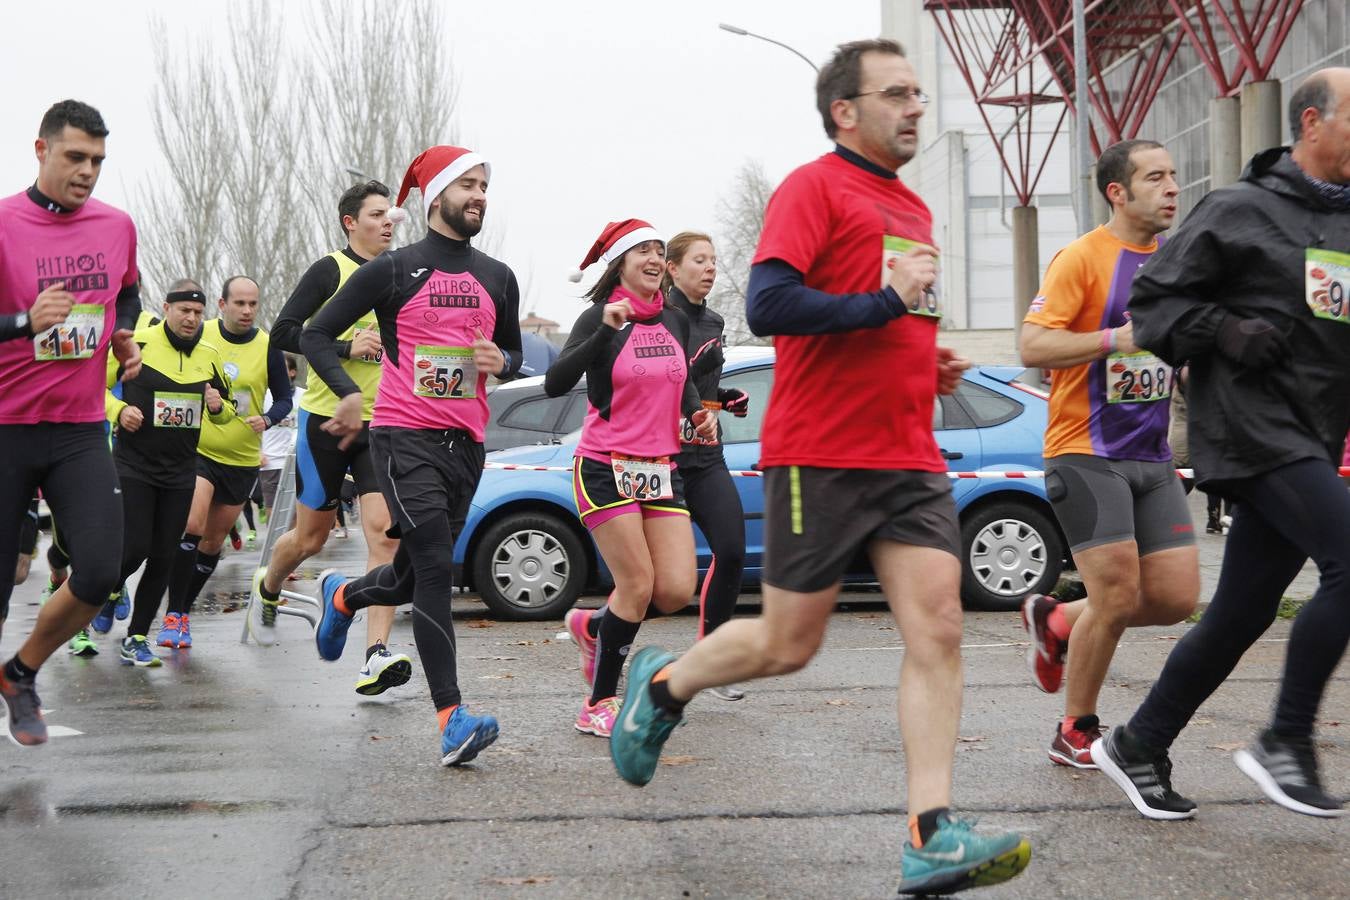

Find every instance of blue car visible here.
[458,348,1065,620]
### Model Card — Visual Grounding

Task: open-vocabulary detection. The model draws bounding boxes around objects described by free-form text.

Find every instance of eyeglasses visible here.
[847,86,930,106]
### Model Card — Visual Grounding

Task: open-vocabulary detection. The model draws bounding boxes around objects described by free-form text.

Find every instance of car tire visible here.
[959,500,1064,612]
[473,512,589,621]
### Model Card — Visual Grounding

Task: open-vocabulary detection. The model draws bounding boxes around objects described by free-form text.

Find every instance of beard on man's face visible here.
[438,198,484,238]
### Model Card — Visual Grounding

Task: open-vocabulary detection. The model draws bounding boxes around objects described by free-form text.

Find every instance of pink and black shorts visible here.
[571,455,688,530]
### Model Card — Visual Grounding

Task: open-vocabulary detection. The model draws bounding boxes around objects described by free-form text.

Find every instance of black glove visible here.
[717,388,749,417]
[689,337,724,377]
[1215,314,1289,369]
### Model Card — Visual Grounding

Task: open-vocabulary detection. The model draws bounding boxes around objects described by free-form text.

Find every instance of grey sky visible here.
[1,0,882,330]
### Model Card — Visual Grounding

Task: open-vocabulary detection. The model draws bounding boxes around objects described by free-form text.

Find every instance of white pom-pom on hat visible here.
[387,206,408,225]
[567,269,584,283]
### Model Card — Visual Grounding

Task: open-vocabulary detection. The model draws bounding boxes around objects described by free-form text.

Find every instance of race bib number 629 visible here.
[611,455,674,501]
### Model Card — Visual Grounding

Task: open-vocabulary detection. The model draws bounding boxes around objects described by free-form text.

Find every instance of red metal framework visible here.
[1166,0,1306,95]
[925,0,1306,200]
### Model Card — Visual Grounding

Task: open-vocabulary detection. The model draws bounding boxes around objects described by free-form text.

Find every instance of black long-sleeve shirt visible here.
[270,246,367,356]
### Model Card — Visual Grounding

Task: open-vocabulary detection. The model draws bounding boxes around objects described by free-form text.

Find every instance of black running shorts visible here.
[763,466,960,594]
[294,410,379,511]
[368,426,484,536]
[196,455,259,508]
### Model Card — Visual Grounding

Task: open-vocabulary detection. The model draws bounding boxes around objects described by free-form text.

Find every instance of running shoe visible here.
[90,600,116,635]
[575,696,622,737]
[354,646,413,696]
[157,612,183,648]
[1049,715,1101,768]
[120,636,163,668]
[440,706,499,766]
[0,672,47,746]
[1234,728,1345,818]
[896,814,1031,895]
[247,565,279,648]
[246,529,257,549]
[177,614,193,649]
[258,506,269,525]
[229,527,243,551]
[68,629,98,657]
[1090,726,1196,820]
[708,684,746,702]
[40,579,60,606]
[609,646,682,787]
[331,526,348,540]
[1020,593,1066,694]
[563,607,598,687]
[113,584,131,620]
[314,568,353,661]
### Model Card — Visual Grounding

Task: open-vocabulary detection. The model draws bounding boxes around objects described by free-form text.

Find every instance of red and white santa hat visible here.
[568,219,663,282]
[394,145,491,223]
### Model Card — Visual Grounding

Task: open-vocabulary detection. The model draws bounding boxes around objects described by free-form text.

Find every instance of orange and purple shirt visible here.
[1024,226,1172,462]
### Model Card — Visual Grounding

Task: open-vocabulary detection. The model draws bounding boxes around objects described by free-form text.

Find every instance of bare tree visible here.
[710,158,774,346]
[135,0,467,323]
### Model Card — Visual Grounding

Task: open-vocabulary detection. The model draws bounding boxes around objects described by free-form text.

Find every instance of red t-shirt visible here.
[753,152,942,471]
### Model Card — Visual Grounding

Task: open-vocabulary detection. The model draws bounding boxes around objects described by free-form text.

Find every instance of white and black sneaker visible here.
[354,645,414,696]
[1234,729,1344,818]
[1091,726,1197,820]
[708,684,746,702]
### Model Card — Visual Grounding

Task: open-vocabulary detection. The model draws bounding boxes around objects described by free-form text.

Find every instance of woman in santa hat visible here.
[544,219,715,738]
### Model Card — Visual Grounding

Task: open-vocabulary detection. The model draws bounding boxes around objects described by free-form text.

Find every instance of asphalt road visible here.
[0,495,1345,899]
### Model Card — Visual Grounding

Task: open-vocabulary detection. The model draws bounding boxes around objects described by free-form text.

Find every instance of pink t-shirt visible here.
[370,269,498,439]
[0,192,138,424]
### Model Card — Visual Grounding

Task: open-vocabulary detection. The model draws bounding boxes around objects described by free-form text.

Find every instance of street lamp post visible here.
[718,23,819,74]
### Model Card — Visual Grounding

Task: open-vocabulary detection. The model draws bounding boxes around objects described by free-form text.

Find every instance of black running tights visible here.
[123,479,196,637]
[342,514,459,709]
[1129,458,1350,748]
[683,461,745,638]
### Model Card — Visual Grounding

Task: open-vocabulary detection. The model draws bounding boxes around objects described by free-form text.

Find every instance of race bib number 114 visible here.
[33,303,104,361]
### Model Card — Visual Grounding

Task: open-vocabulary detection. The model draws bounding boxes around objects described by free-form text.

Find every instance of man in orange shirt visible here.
[1019,140,1200,772]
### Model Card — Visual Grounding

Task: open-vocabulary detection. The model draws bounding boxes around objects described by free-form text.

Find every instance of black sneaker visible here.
[1091,726,1197,820]
[1234,729,1345,818]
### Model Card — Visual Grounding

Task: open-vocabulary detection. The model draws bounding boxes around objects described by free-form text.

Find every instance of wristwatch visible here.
[14,312,29,336]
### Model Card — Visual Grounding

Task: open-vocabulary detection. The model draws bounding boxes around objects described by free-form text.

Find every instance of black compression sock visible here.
[591,610,641,704]
[365,643,385,661]
[587,605,605,639]
[259,579,281,603]
[179,551,221,615]
[648,672,687,715]
[5,656,38,682]
[912,807,951,847]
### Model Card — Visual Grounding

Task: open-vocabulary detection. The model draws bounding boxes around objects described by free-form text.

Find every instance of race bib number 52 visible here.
[33,303,104,360]
[414,345,476,399]
[1306,248,1350,323]
[882,236,941,319]
[611,455,674,501]
[1107,352,1171,404]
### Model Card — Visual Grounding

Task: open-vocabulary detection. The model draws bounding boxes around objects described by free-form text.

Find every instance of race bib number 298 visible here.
[1107,352,1171,404]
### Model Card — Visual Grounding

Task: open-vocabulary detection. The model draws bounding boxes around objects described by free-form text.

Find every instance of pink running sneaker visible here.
[564,608,598,687]
[1049,715,1102,768]
[1021,593,1066,694]
[574,697,621,737]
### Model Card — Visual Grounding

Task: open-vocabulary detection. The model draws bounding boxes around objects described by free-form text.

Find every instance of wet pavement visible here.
[0,492,1345,899]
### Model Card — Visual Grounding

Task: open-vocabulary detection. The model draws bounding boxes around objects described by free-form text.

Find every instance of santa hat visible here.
[568,219,663,283]
[394,145,491,222]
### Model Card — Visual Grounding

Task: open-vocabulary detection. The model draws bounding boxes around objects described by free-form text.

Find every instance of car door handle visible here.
[940,449,963,461]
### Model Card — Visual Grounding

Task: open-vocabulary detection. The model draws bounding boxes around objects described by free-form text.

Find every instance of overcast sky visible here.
[1,0,882,330]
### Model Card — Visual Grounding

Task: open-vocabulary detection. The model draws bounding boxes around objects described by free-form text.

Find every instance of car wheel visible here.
[473,512,589,621]
[959,501,1064,612]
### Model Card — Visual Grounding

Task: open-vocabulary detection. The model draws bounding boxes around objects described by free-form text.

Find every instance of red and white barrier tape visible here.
[485,463,1350,480]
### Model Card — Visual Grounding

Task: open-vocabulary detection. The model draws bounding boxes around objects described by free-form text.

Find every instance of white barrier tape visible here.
[484,463,1350,480]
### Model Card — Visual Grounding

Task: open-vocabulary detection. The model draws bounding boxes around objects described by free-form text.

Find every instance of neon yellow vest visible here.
[300,250,381,419]
[197,319,271,468]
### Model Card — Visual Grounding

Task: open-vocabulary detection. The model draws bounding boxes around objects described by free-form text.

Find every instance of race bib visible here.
[1107,352,1172,404]
[153,391,203,429]
[353,322,384,363]
[1305,249,1350,324]
[611,454,674,501]
[680,401,720,446]
[413,345,476,399]
[882,236,942,319]
[33,304,104,361]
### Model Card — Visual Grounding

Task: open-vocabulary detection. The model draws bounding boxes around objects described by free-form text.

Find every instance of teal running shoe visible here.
[609,646,681,786]
[440,706,499,766]
[113,583,131,620]
[314,569,353,661]
[896,814,1031,895]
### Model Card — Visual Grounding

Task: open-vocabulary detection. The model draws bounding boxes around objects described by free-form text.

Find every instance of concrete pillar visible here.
[1012,205,1039,357]
[1240,80,1283,161]
[1088,164,1109,227]
[1210,95,1242,188]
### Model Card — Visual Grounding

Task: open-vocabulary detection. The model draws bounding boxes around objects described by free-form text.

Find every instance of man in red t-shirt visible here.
[609,39,1030,897]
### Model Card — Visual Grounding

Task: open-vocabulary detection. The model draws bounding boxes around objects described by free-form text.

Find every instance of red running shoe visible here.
[1021,593,1066,694]
[1049,715,1102,768]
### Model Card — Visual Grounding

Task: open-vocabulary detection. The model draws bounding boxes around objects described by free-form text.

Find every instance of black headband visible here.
[165,289,206,304]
